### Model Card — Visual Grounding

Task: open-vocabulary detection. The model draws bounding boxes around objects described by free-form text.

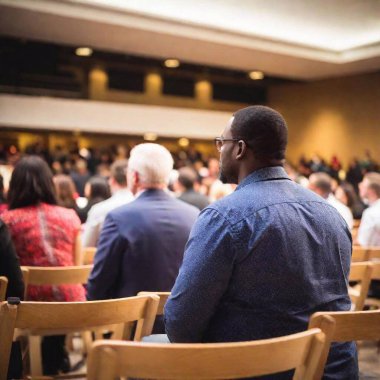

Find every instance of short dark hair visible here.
[87,176,111,200]
[110,159,128,186]
[231,105,288,160]
[178,167,198,190]
[310,172,332,196]
[8,155,57,210]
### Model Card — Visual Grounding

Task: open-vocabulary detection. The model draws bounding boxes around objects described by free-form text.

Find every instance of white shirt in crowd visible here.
[357,199,380,247]
[82,188,134,247]
[327,194,354,230]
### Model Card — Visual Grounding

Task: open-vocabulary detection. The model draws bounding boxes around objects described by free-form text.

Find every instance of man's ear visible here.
[133,171,139,186]
[236,140,248,160]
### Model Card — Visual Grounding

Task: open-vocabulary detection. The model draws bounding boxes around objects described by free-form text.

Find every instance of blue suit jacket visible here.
[87,189,199,301]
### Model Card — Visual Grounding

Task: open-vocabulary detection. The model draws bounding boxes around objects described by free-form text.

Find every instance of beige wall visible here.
[268,72,380,166]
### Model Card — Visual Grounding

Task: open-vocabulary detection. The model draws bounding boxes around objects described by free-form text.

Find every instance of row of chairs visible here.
[1,294,380,380]
[351,246,380,262]
[1,245,379,379]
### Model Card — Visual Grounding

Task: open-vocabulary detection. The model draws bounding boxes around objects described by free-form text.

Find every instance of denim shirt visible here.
[165,166,358,379]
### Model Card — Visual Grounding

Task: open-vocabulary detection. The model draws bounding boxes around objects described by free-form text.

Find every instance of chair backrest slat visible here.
[21,265,92,286]
[308,309,380,379]
[137,291,171,316]
[351,246,369,262]
[0,277,8,302]
[0,295,159,380]
[82,247,97,265]
[368,247,380,260]
[348,262,373,310]
[87,328,331,380]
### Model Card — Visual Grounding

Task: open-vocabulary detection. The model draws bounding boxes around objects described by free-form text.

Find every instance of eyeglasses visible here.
[214,137,240,152]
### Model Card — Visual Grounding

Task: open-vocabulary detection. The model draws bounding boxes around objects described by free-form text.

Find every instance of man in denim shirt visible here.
[165,106,358,379]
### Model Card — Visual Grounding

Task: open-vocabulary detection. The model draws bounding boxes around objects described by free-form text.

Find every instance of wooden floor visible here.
[359,341,380,379]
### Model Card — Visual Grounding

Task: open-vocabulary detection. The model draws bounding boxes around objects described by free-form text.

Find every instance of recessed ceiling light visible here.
[144,132,158,141]
[248,71,264,80]
[178,138,190,148]
[164,59,180,68]
[75,47,93,57]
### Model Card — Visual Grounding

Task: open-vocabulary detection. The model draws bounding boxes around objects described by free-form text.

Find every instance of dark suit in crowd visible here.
[86,189,199,330]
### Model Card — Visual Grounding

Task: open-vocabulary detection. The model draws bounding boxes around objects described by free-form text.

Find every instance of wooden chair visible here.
[87,327,332,380]
[308,309,380,379]
[0,276,8,302]
[351,246,370,262]
[0,294,159,380]
[137,291,171,316]
[365,261,380,309]
[81,247,97,265]
[367,247,380,260]
[348,262,373,311]
[20,265,93,374]
[21,265,93,300]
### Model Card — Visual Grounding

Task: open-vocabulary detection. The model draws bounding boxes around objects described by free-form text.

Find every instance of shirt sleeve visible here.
[357,209,375,246]
[164,208,237,342]
[86,213,126,300]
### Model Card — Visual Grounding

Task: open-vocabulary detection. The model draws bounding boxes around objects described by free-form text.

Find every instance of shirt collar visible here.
[236,166,291,191]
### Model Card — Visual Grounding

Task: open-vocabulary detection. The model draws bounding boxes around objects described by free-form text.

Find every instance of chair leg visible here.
[81,331,93,355]
[29,335,43,376]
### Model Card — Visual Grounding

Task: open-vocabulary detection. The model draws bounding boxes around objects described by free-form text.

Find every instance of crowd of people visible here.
[1,105,380,378]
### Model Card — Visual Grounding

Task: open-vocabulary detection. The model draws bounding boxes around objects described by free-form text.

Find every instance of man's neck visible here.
[238,162,283,184]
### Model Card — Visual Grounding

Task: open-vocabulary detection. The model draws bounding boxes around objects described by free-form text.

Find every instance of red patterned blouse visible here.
[1,203,85,302]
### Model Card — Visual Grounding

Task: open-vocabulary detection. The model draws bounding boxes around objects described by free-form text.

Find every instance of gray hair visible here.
[128,143,174,186]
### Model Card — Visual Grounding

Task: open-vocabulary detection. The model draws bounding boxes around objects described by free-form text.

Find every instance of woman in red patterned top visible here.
[1,155,85,374]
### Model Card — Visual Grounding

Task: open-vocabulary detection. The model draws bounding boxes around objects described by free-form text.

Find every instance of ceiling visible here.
[0,0,379,80]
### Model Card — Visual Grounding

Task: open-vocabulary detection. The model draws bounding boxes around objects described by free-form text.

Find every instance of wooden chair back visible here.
[365,262,380,309]
[308,309,380,379]
[348,262,373,310]
[82,247,97,265]
[21,265,93,300]
[0,276,8,302]
[367,247,380,260]
[351,246,369,262]
[0,294,159,380]
[87,328,332,380]
[137,291,171,316]
[371,261,380,280]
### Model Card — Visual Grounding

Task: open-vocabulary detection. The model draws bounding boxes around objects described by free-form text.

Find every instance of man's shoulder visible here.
[204,180,331,224]
[168,195,200,217]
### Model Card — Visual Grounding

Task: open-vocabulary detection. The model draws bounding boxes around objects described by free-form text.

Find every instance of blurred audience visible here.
[309,172,353,229]
[53,174,80,212]
[175,167,210,210]
[82,159,133,247]
[357,172,380,247]
[335,181,366,219]
[77,176,111,223]
[0,173,7,214]
[70,158,91,197]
